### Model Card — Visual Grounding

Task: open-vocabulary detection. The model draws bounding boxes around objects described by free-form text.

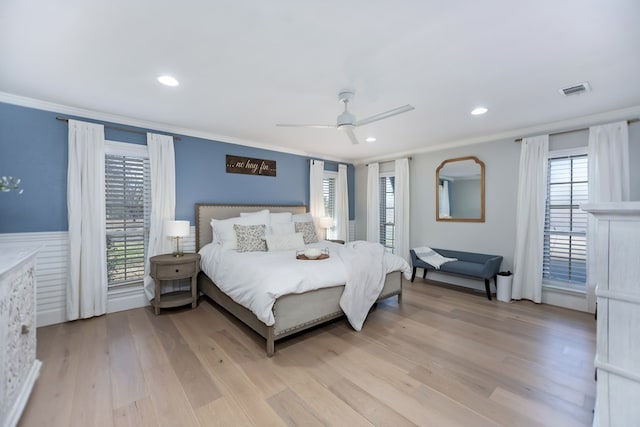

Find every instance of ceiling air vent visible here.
[559,82,591,96]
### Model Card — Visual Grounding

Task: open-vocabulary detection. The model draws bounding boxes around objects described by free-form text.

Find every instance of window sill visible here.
[542,282,586,297]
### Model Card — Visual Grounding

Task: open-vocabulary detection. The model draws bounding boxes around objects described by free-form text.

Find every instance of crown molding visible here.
[0,91,350,164]
[356,104,640,165]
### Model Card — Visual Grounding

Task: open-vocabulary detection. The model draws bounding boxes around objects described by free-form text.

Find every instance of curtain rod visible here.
[365,156,412,167]
[56,116,182,141]
[514,118,639,142]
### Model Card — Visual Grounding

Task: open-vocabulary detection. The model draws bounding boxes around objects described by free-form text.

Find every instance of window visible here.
[322,172,337,239]
[543,151,588,287]
[105,142,151,291]
[379,174,395,252]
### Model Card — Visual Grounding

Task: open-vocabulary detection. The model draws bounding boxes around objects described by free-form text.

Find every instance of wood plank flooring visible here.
[20,279,596,426]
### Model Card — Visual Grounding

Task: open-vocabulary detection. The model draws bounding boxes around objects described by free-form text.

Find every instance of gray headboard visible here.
[195,203,308,251]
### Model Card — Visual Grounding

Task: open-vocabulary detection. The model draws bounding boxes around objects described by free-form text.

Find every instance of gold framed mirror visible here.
[436,156,485,222]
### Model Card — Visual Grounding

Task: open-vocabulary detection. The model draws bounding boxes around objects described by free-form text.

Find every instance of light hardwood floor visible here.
[20,279,596,426]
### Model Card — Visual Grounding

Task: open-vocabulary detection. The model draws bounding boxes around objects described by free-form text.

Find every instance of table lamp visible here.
[318,216,334,240]
[166,220,190,257]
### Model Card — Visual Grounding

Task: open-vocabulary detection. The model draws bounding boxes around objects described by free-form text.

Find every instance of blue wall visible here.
[0,102,355,233]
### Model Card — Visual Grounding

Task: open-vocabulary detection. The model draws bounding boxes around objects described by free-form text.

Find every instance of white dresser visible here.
[583,202,640,427]
[0,246,41,427]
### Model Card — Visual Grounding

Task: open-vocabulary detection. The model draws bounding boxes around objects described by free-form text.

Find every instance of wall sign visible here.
[226,155,277,177]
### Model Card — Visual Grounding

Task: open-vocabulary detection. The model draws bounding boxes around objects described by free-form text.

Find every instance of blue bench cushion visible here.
[439,260,485,278]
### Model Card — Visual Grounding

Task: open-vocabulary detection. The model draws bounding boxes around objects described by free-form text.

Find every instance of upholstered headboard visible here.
[195,203,308,251]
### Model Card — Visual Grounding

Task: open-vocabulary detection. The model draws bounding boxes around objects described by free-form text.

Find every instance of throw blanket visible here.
[413,246,457,269]
[338,241,386,331]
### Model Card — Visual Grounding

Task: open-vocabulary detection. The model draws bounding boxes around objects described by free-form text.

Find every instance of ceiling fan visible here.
[276,91,414,144]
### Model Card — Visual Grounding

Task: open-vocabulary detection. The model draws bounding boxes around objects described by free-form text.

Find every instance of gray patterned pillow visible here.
[294,221,319,244]
[234,224,267,252]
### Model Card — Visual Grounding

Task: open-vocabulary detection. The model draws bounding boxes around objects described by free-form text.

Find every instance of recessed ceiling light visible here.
[471,107,488,115]
[365,137,377,143]
[157,75,179,86]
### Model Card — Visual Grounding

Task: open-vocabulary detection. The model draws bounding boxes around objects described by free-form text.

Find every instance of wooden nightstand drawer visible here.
[154,261,196,279]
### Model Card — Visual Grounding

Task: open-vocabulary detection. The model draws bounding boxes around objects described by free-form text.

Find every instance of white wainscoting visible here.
[0,232,68,327]
[0,228,196,327]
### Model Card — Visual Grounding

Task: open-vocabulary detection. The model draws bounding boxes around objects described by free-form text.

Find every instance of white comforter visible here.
[199,240,411,327]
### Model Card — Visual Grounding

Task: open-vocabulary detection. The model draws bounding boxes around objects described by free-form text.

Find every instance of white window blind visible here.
[379,175,395,252]
[323,174,337,239]
[105,153,151,290]
[543,153,588,286]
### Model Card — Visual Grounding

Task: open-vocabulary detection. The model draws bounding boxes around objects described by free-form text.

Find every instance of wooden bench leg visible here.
[423,269,427,279]
[411,267,417,282]
[484,279,492,300]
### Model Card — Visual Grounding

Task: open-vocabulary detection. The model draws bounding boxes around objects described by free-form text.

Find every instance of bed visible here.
[195,203,409,356]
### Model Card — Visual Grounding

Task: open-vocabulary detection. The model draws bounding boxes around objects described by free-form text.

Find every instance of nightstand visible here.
[150,253,200,315]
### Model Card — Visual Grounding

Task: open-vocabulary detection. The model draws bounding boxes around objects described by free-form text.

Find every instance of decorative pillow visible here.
[295,221,319,244]
[292,212,314,223]
[211,211,269,250]
[265,232,305,251]
[234,224,267,252]
[270,212,293,224]
[269,222,295,236]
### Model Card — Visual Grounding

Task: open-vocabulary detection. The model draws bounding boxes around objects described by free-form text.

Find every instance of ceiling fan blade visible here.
[344,127,360,145]
[276,123,336,129]
[355,104,415,127]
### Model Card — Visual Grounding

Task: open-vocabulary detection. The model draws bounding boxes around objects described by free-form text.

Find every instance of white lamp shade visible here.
[318,216,334,229]
[166,220,190,237]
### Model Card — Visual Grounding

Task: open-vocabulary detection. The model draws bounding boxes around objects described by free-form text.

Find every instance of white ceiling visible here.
[1,1,639,162]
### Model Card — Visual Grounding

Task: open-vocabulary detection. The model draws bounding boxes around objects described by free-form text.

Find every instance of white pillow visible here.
[211,211,270,250]
[265,232,305,251]
[269,222,295,236]
[240,209,270,217]
[292,212,314,223]
[270,212,293,224]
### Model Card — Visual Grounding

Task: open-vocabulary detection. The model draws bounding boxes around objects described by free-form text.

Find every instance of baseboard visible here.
[542,287,589,312]
[107,289,150,314]
[36,309,66,328]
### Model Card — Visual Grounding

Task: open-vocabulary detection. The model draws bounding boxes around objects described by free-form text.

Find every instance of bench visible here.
[410,248,503,300]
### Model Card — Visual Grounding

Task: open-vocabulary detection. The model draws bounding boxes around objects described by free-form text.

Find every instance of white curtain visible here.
[586,121,630,311]
[309,160,326,235]
[67,120,107,320]
[335,164,349,241]
[143,133,176,300]
[439,181,451,217]
[394,158,410,262]
[366,163,380,243]
[512,135,549,303]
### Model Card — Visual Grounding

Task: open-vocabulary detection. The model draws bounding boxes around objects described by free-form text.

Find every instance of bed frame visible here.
[195,203,403,356]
